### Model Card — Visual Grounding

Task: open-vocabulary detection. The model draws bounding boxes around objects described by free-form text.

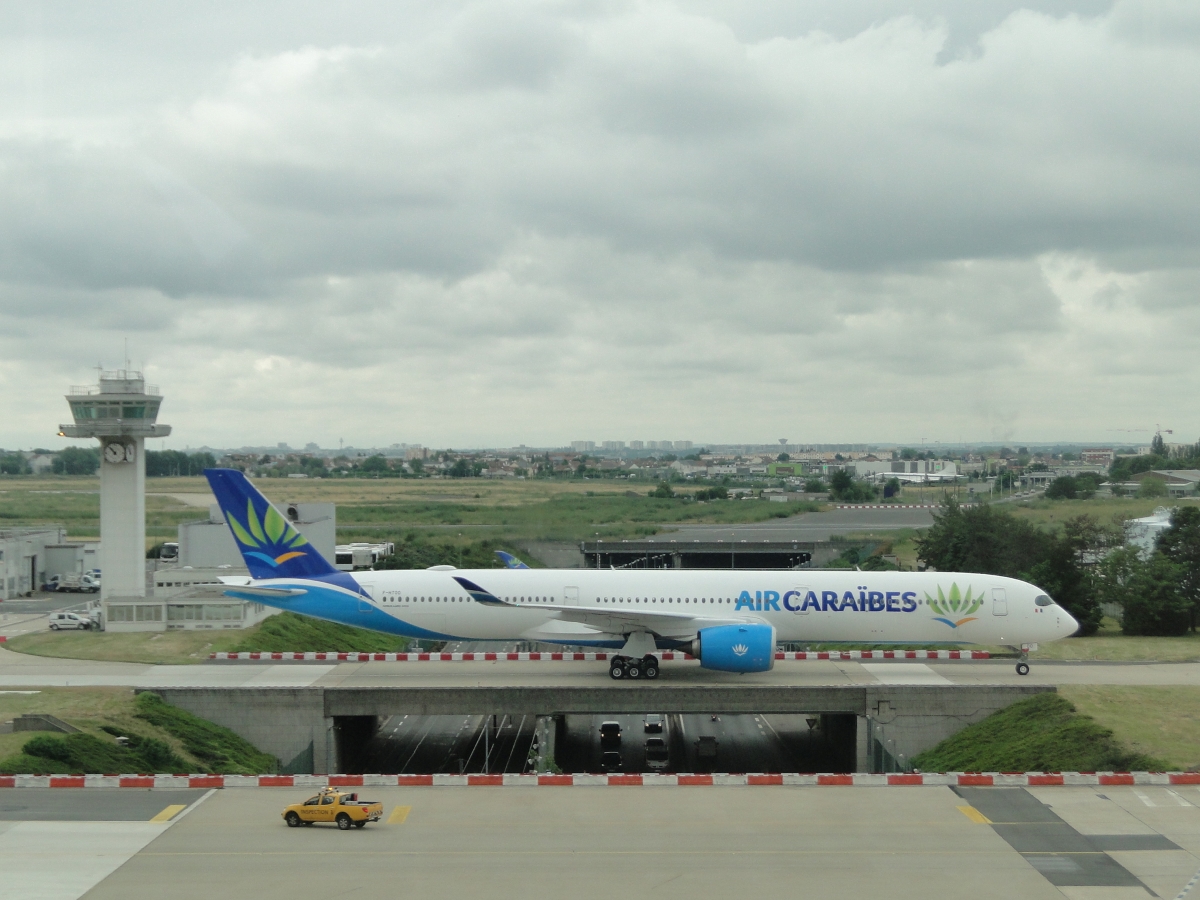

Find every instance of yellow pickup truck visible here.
[282,789,384,830]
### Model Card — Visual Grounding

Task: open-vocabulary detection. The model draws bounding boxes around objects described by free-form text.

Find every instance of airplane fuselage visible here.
[230,567,1076,650]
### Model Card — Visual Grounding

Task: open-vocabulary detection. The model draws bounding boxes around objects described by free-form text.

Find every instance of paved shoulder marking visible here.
[150,805,187,823]
[957,805,992,824]
[861,663,952,685]
[388,806,411,824]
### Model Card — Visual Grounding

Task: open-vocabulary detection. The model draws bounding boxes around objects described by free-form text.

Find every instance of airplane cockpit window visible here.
[1035,595,1053,607]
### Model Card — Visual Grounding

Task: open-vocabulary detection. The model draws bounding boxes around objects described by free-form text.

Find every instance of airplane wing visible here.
[175,581,308,601]
[452,576,748,638]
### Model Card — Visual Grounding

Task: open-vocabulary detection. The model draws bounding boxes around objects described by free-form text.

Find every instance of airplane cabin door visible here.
[992,588,1008,617]
[358,583,375,612]
[564,586,579,607]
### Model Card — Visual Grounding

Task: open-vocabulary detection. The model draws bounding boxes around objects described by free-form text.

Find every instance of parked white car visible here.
[48,612,91,631]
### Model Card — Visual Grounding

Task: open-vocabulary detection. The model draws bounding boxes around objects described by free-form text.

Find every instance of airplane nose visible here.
[1059,609,1080,637]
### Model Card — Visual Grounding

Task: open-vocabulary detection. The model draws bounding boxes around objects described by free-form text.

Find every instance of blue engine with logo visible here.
[690,623,775,673]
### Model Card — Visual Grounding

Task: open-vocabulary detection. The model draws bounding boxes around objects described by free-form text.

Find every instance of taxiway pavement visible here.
[7,784,1198,900]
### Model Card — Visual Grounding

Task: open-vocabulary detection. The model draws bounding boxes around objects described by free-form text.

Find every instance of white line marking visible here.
[1134,789,1157,807]
[1167,789,1193,807]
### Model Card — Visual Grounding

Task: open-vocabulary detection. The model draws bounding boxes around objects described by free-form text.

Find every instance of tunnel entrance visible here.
[557,713,856,775]
[348,714,540,775]
[342,712,856,775]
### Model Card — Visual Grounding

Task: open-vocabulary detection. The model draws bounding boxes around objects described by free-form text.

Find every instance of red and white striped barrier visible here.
[208,650,990,661]
[836,505,938,509]
[1,772,1196,789]
[0,636,6,642]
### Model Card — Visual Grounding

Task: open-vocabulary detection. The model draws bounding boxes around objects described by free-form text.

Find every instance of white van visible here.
[48,612,91,631]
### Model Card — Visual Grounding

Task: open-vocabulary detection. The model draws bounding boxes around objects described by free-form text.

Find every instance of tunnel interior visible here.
[343,711,858,775]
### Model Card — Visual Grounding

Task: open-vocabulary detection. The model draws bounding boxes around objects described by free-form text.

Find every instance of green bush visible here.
[228,611,409,653]
[1097,548,1190,636]
[134,692,277,774]
[911,693,1165,772]
[0,731,187,775]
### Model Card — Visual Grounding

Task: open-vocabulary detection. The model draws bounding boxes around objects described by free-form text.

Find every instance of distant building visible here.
[602,441,625,451]
[1126,507,1175,557]
[571,441,596,452]
[1081,448,1115,466]
[1132,470,1200,498]
[174,502,335,568]
[0,526,92,600]
[25,453,56,474]
[674,441,693,451]
[628,441,644,450]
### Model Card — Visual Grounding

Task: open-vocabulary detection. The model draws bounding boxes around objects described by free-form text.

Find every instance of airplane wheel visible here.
[627,664,641,679]
[643,657,659,679]
[609,663,625,679]
[1016,662,1030,676]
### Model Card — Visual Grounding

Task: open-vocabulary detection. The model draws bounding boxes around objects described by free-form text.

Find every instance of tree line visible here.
[916,500,1200,636]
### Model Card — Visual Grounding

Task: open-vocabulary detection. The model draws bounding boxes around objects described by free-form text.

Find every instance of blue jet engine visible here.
[689,623,776,673]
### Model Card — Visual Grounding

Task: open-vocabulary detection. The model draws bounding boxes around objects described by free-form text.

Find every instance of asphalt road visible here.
[23,785,1200,900]
[358,713,537,775]
[652,505,937,542]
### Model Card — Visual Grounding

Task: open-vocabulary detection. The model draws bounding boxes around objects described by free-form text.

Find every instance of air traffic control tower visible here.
[59,371,171,599]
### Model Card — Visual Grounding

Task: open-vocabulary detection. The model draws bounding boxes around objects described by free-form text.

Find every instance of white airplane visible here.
[202,469,1078,679]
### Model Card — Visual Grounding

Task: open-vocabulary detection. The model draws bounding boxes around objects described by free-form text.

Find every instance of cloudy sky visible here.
[2,0,1198,451]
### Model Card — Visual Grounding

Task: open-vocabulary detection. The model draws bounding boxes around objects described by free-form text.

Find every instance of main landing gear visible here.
[609,655,660,680]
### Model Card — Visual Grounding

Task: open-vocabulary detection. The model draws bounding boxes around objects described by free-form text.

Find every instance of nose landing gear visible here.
[608,655,660,680]
[1016,661,1030,676]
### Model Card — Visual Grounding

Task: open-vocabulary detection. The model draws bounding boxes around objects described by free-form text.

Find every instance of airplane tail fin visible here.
[495,550,529,569]
[204,468,339,580]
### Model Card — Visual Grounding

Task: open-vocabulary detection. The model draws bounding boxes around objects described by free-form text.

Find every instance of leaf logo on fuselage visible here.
[926,583,983,628]
[226,498,309,568]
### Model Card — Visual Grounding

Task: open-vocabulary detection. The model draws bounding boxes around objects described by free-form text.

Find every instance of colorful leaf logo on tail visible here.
[926,583,984,628]
[226,498,309,568]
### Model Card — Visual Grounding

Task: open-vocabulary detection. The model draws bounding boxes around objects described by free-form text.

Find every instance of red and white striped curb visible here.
[209,650,990,662]
[836,505,938,509]
[1,772,1196,789]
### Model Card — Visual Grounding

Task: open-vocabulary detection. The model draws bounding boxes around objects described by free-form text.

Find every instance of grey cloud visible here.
[1,1,1199,449]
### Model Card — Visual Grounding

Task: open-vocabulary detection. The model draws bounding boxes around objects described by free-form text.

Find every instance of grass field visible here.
[1008,496,1200,531]
[0,475,820,546]
[4,612,410,664]
[0,689,277,774]
[1060,686,1200,771]
[911,692,1167,772]
[0,687,207,770]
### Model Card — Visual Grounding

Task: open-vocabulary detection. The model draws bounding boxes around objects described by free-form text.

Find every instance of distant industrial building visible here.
[0,527,96,600]
[174,501,335,568]
[1131,470,1200,498]
[852,460,958,480]
[104,499,335,633]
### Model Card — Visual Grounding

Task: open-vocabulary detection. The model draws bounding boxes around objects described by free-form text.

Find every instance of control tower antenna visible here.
[59,369,171,601]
